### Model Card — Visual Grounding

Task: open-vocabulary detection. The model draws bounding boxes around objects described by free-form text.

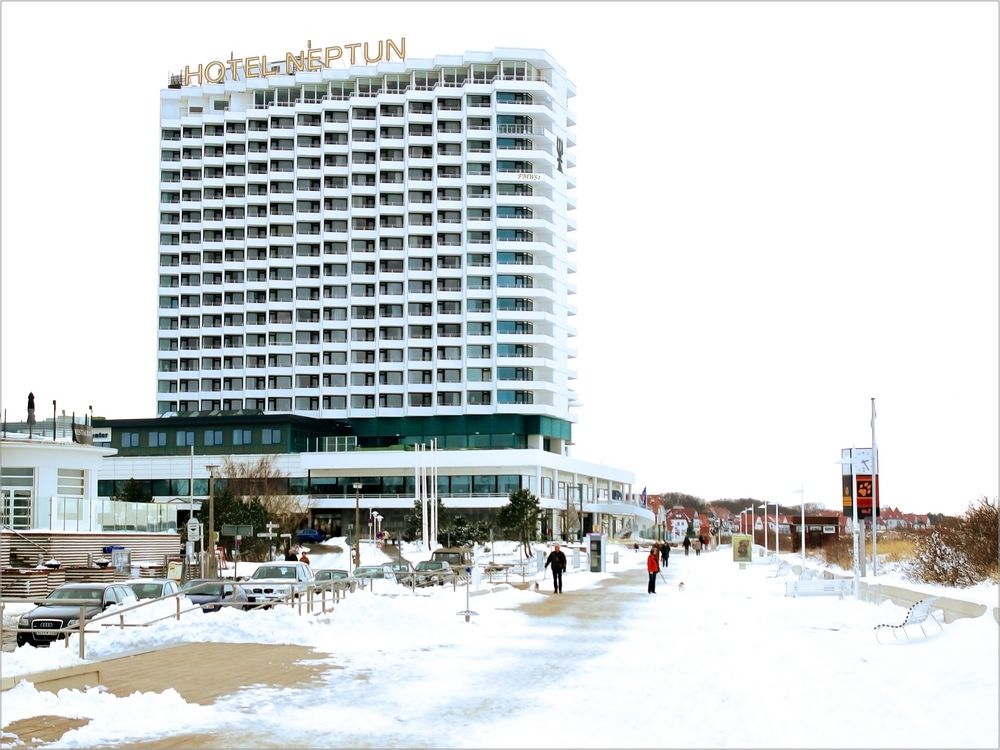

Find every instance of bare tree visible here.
[219,456,310,536]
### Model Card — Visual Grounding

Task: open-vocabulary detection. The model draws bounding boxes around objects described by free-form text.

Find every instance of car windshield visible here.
[417,561,443,571]
[48,588,102,601]
[129,584,164,599]
[252,566,297,579]
[316,571,346,581]
[354,566,384,577]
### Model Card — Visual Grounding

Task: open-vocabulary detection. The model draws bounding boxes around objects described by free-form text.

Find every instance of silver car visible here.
[313,568,357,593]
[124,578,181,600]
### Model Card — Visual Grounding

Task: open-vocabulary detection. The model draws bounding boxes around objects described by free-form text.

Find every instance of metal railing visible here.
[1,579,357,658]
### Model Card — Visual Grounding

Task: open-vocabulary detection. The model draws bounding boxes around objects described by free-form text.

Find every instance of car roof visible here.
[54,582,119,590]
[125,578,174,584]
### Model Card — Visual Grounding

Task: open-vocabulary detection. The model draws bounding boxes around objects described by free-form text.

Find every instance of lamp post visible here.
[205,464,218,577]
[744,506,754,554]
[353,482,362,568]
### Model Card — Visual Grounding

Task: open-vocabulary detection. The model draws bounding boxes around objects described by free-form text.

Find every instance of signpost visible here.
[257,521,280,561]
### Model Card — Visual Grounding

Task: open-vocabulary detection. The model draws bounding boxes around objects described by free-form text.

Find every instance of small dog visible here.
[533,581,540,592]
[678,582,686,591]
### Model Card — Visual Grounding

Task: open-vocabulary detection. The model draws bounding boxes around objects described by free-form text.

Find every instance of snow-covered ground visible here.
[2,540,997,748]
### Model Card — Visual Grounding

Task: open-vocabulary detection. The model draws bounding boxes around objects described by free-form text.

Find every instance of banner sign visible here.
[732,534,752,563]
[841,447,880,518]
[856,474,880,519]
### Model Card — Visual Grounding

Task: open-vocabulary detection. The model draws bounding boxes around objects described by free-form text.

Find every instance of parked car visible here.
[180,578,250,612]
[413,559,454,587]
[242,562,314,604]
[313,568,357,593]
[124,578,180,600]
[389,560,415,585]
[296,528,325,544]
[353,564,391,580]
[354,561,416,586]
[431,547,473,567]
[16,583,137,647]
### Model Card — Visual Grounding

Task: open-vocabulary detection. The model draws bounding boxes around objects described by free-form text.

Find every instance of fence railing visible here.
[1,579,356,658]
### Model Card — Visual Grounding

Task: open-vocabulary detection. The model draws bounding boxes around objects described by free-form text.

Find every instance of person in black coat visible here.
[683,536,691,556]
[660,542,670,568]
[545,543,567,593]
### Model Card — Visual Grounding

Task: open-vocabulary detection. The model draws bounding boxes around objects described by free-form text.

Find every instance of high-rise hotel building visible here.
[88,47,647,539]
[157,47,577,442]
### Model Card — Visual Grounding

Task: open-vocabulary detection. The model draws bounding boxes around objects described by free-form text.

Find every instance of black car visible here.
[16,583,136,647]
[180,578,250,612]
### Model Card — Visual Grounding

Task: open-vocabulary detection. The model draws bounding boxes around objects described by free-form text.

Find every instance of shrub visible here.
[906,496,999,587]
[821,534,853,570]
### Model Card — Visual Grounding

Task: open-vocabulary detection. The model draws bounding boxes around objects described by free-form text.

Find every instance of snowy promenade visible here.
[2,546,997,748]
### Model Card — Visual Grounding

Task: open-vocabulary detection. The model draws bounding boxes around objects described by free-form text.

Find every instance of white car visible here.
[242,562,314,604]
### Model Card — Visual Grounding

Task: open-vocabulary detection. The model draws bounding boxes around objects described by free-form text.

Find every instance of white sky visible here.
[2,540,998,748]
[1,2,997,516]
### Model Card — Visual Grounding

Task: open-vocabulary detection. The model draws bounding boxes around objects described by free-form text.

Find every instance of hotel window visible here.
[204,430,224,446]
[121,432,140,448]
[262,428,281,445]
[233,428,252,446]
[148,432,167,448]
[176,431,195,447]
[409,393,432,407]
[437,392,461,406]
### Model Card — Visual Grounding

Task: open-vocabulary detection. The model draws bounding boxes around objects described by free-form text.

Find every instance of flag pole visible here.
[851,446,860,599]
[871,397,878,577]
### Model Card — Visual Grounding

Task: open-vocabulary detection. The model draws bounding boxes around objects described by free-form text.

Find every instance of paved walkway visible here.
[2,560,653,748]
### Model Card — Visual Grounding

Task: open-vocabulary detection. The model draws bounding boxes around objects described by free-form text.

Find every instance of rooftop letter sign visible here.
[180,38,407,86]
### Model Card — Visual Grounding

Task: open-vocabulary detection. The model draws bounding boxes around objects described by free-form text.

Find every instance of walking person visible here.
[647,547,660,593]
[660,542,670,569]
[693,536,702,556]
[683,536,691,556]
[545,543,567,594]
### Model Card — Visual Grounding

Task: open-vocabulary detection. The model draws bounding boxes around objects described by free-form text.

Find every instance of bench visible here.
[769,561,793,578]
[784,578,852,599]
[874,596,943,643]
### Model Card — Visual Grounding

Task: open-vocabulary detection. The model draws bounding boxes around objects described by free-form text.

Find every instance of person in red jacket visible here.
[646,547,660,594]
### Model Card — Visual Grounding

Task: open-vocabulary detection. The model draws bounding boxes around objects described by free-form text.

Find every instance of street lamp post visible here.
[205,464,219,577]
[353,482,362,568]
[758,503,768,557]
[745,506,754,555]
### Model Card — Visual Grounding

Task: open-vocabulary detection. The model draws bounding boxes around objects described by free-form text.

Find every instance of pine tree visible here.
[497,488,542,554]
